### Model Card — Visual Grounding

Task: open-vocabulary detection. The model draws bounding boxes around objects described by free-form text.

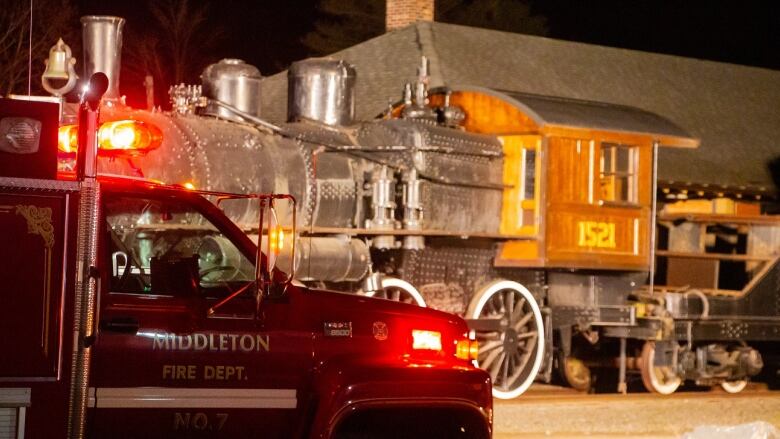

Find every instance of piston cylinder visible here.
[294,237,370,283]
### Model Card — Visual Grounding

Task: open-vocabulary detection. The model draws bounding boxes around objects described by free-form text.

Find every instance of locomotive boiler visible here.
[50,16,780,398]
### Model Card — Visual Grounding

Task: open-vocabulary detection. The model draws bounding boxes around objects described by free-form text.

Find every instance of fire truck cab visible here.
[0,96,491,438]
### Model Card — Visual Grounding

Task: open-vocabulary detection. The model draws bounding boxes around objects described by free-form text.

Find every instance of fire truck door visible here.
[90,194,309,438]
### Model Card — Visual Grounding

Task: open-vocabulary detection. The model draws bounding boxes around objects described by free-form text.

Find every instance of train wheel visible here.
[720,380,748,394]
[639,341,681,395]
[364,277,427,307]
[467,280,545,399]
[560,355,592,392]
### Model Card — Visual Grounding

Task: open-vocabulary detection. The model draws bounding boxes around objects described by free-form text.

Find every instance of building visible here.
[260,21,780,199]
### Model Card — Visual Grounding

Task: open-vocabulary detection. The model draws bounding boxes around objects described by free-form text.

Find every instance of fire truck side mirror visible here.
[257,196,296,292]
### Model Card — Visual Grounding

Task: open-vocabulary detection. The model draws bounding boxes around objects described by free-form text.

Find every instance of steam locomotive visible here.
[52,16,780,398]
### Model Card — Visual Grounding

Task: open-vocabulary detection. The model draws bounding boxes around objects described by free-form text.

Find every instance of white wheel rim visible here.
[468,280,545,399]
[364,277,427,307]
[721,380,747,394]
[645,343,681,395]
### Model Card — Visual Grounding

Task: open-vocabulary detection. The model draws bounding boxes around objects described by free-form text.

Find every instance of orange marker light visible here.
[98,120,162,155]
[269,226,285,254]
[57,124,78,153]
[412,330,442,351]
[455,339,479,361]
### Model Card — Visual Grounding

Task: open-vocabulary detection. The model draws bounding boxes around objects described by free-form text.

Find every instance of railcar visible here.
[51,16,780,398]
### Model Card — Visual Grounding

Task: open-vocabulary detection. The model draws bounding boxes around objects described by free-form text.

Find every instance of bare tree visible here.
[302,0,385,56]
[0,0,78,96]
[123,0,223,108]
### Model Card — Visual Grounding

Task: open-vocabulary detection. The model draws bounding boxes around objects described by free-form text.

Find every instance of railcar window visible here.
[599,143,638,203]
[521,148,537,227]
[104,196,255,298]
[523,149,536,200]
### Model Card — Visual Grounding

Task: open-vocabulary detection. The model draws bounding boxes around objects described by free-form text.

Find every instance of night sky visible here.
[70,0,778,106]
[74,0,778,74]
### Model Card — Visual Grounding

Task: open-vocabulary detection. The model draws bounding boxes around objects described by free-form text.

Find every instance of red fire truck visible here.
[0,75,491,438]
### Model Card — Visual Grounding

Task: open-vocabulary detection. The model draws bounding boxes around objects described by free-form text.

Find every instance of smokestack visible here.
[81,16,125,102]
[386,0,434,32]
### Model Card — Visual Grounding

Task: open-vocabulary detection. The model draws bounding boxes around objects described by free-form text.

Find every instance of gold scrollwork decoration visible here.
[16,205,55,249]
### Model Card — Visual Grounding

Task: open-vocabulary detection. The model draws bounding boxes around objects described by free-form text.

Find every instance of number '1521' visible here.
[577,221,616,248]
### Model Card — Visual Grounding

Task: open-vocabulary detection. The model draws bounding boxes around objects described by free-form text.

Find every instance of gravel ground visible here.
[493,386,780,438]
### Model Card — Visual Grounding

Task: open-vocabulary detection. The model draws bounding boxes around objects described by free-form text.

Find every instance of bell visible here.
[41,38,78,96]
[42,38,73,80]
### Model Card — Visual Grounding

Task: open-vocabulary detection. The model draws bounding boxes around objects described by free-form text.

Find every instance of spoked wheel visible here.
[364,277,427,307]
[559,355,592,392]
[467,280,545,399]
[639,341,681,395]
[720,379,748,394]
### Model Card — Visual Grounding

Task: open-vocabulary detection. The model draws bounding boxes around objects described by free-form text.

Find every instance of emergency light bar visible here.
[58,119,162,156]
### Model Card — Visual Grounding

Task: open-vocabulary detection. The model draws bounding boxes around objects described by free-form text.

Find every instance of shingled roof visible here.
[260,22,780,192]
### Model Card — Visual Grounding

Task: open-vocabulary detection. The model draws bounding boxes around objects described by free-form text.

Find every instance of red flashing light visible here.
[411,330,442,352]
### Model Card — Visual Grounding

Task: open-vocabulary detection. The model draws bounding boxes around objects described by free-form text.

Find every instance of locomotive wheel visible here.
[364,277,427,307]
[560,355,592,392]
[639,341,681,395]
[467,280,545,399]
[720,379,748,393]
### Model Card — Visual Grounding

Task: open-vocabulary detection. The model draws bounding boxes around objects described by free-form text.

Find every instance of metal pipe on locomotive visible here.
[54,16,778,398]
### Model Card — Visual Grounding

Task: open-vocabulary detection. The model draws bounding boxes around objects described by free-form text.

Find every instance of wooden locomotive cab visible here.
[429,88,700,271]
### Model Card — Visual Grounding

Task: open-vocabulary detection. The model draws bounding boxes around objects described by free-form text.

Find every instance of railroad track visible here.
[494,384,780,438]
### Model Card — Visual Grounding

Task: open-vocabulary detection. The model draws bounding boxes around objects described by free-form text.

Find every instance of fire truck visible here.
[0,74,492,437]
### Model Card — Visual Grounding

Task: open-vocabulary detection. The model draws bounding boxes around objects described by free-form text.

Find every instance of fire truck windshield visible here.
[104,195,255,298]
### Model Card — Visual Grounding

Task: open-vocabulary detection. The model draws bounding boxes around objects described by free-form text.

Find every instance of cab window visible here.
[599,143,638,204]
[104,195,255,298]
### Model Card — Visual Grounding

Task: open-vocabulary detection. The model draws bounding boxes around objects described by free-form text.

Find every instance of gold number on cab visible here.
[577,221,616,248]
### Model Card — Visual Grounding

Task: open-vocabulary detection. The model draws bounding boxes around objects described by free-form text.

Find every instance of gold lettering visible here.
[179,335,192,350]
[256,335,270,352]
[193,413,208,430]
[239,335,253,352]
[173,412,190,430]
[194,334,208,350]
[153,335,169,350]
[152,333,270,352]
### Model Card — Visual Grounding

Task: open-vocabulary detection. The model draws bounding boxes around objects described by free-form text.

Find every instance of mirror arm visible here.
[207,281,256,316]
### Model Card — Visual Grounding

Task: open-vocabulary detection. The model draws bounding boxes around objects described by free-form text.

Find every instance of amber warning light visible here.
[58,119,162,156]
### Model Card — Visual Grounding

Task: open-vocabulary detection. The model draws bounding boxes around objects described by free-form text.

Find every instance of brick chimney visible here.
[386,0,434,31]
